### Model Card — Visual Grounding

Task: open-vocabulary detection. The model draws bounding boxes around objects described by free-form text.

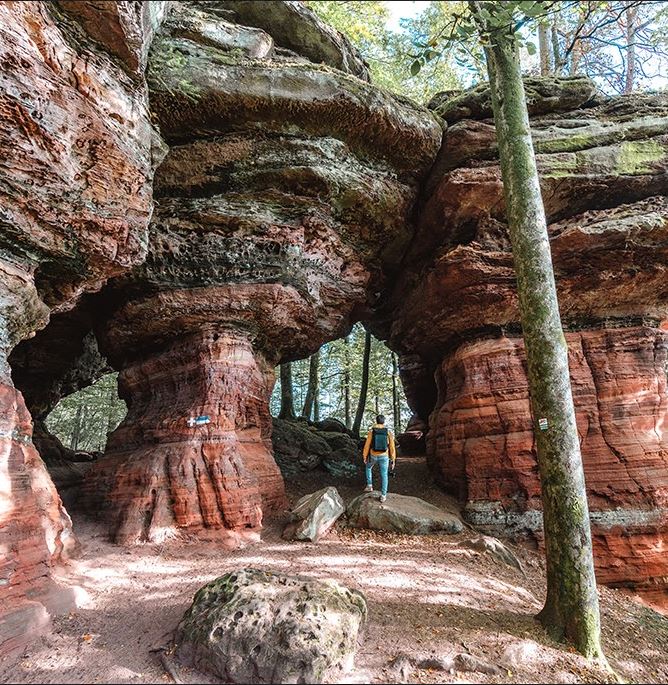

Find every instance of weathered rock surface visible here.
[271,419,360,480]
[381,77,668,601]
[0,1,163,654]
[175,568,367,684]
[347,493,463,535]
[79,1,439,543]
[219,0,371,80]
[282,486,345,542]
[430,327,668,597]
[82,332,285,544]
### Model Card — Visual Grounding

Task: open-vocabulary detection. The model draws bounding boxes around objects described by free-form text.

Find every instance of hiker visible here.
[362,414,396,502]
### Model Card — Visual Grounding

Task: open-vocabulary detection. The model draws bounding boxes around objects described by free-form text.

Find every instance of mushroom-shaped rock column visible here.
[383,79,668,602]
[0,1,163,653]
[81,2,442,545]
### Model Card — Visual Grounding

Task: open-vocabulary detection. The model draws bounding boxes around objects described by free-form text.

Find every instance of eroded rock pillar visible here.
[83,330,286,545]
[0,266,76,653]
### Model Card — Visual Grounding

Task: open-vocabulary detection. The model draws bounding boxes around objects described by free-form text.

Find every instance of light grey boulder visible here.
[175,568,367,684]
[346,492,463,535]
[282,486,345,542]
[457,535,525,573]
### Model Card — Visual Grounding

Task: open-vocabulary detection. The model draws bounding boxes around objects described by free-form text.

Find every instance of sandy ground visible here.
[1,456,668,684]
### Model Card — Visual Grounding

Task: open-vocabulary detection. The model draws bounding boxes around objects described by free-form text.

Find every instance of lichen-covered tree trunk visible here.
[470,1,604,660]
[538,23,551,75]
[352,330,372,436]
[279,362,296,420]
[624,4,637,93]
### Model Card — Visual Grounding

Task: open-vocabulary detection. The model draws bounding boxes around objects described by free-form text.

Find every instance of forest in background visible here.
[45,325,409,453]
[307,0,668,98]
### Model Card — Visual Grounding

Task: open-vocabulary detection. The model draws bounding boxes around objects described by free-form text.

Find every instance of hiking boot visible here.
[364,485,373,493]
[379,495,387,503]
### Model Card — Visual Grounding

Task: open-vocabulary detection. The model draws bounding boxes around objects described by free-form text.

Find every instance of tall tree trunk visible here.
[392,353,401,432]
[624,3,637,93]
[352,330,372,436]
[105,376,118,450]
[344,335,351,429]
[551,20,561,74]
[470,1,604,660]
[302,350,319,420]
[279,362,296,420]
[374,395,379,415]
[70,402,84,451]
[538,23,551,75]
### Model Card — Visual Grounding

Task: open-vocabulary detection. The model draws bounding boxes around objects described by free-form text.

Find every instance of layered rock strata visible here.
[0,1,163,653]
[81,2,441,544]
[385,79,668,602]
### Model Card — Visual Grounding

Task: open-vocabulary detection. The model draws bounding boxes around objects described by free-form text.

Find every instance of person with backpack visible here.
[362,414,396,502]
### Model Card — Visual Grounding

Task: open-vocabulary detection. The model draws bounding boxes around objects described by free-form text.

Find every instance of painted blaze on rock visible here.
[175,568,367,684]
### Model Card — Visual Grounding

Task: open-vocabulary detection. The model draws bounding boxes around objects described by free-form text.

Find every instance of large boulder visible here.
[282,486,345,542]
[175,568,367,684]
[272,419,332,476]
[346,493,463,535]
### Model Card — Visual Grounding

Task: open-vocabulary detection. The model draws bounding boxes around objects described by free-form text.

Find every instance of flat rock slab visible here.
[175,568,367,684]
[282,486,345,542]
[346,493,463,535]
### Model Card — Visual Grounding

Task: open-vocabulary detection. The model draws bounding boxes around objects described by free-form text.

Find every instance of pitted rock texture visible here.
[429,326,668,599]
[282,486,345,542]
[346,492,463,535]
[82,332,285,545]
[175,568,367,684]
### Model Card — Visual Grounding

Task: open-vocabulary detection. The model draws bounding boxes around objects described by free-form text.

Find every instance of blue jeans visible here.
[365,454,389,496]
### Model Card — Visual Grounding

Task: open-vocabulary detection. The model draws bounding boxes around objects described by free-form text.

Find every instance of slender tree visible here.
[70,403,84,451]
[538,21,551,74]
[352,330,372,436]
[278,362,296,420]
[344,335,352,429]
[468,0,604,660]
[302,350,320,420]
[624,2,637,93]
[392,353,401,432]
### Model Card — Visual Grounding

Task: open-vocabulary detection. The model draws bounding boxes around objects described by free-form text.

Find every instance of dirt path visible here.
[1,456,667,684]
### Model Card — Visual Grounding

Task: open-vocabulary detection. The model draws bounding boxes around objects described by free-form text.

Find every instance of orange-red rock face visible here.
[429,326,668,600]
[0,1,162,654]
[0,382,77,652]
[83,331,286,544]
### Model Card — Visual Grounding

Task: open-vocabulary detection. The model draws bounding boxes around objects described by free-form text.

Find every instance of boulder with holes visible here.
[175,568,367,684]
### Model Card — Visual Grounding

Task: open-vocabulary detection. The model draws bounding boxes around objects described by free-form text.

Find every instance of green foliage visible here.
[305,1,461,102]
[270,323,411,433]
[46,373,126,452]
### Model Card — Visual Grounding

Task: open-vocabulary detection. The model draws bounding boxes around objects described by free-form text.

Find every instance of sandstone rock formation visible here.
[282,486,345,542]
[3,0,667,653]
[384,79,668,604]
[175,568,367,684]
[0,0,164,653]
[78,1,441,544]
[346,492,464,535]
